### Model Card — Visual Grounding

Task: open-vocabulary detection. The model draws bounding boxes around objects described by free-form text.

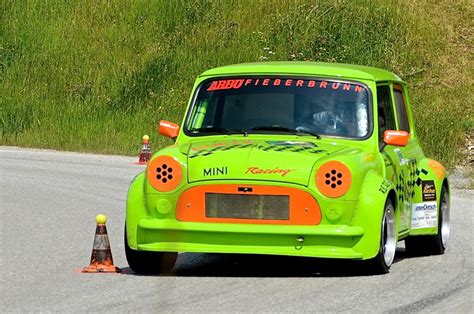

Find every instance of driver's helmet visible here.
[311,94,340,132]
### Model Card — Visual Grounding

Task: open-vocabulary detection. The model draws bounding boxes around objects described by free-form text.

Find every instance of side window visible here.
[393,85,410,132]
[376,85,396,141]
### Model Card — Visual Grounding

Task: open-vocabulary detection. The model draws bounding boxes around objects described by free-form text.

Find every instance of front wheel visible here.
[124,226,177,275]
[405,185,449,256]
[366,199,397,274]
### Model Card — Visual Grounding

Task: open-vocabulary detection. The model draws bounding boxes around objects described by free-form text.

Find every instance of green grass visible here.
[1,0,472,167]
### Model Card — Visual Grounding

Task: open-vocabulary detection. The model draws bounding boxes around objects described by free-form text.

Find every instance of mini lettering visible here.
[203,166,228,176]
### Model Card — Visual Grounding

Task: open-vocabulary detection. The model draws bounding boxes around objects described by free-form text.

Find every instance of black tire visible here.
[366,199,397,274]
[124,226,177,275]
[405,185,449,256]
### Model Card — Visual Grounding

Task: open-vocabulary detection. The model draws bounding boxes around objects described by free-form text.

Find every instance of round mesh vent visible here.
[316,161,352,198]
[147,156,182,192]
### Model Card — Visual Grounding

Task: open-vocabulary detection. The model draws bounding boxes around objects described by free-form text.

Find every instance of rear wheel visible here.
[124,226,177,275]
[367,199,397,274]
[405,185,449,256]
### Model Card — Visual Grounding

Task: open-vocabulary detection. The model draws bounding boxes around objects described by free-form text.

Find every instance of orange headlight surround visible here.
[147,156,182,192]
[316,161,352,198]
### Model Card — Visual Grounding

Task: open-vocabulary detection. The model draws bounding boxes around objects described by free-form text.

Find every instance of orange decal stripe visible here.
[428,160,446,180]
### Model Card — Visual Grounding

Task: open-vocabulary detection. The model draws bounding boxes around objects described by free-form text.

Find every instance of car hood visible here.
[183,138,350,186]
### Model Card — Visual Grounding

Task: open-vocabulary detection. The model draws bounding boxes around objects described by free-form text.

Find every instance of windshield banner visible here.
[207,78,364,93]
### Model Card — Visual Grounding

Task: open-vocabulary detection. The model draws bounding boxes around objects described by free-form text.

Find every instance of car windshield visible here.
[185,77,370,138]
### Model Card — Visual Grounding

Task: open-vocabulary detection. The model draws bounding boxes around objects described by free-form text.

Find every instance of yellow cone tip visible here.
[142,135,149,141]
[96,214,107,224]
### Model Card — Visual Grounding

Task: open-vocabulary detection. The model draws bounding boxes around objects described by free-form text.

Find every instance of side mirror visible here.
[159,120,180,139]
[380,130,409,151]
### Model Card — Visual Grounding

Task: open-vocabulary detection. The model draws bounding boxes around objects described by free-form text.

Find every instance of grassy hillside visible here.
[1,0,472,168]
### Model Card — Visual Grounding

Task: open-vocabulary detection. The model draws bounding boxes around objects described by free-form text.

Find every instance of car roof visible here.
[199,61,403,82]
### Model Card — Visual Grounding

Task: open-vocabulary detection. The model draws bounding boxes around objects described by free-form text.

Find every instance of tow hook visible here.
[295,236,304,250]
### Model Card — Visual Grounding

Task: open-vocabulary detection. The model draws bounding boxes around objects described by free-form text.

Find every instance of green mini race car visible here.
[125,62,450,274]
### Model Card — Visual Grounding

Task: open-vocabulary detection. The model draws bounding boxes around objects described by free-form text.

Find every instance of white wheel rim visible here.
[440,190,450,248]
[382,205,396,267]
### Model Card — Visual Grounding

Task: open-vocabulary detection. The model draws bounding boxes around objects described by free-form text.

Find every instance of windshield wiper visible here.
[251,126,321,139]
[189,127,248,136]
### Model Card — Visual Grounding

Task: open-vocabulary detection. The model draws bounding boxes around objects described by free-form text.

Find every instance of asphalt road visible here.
[1,147,472,312]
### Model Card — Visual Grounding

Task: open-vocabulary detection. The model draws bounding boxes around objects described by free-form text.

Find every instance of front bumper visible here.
[126,174,383,260]
[136,219,365,259]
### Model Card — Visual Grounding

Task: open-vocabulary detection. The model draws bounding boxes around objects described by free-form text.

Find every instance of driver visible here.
[297,94,347,135]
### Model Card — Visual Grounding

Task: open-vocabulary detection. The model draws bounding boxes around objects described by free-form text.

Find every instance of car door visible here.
[376,84,413,233]
[391,84,421,231]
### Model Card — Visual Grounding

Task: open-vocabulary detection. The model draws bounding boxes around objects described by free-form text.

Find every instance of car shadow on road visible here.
[120,247,410,278]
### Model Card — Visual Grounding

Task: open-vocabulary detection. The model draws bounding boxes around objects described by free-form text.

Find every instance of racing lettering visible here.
[245,167,296,177]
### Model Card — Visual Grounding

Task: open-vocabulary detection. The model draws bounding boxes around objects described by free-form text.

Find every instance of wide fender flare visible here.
[352,170,395,259]
[126,172,148,249]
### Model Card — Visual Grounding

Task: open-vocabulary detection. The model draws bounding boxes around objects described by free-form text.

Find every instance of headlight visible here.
[147,156,183,192]
[316,161,352,198]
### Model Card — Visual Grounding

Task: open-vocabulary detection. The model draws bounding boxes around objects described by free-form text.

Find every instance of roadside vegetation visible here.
[1,0,472,169]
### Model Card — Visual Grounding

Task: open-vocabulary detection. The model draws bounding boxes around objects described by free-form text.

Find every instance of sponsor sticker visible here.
[422,180,436,201]
[411,201,437,229]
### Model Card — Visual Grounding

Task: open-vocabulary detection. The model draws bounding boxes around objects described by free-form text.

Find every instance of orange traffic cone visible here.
[82,214,120,273]
[137,135,151,165]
